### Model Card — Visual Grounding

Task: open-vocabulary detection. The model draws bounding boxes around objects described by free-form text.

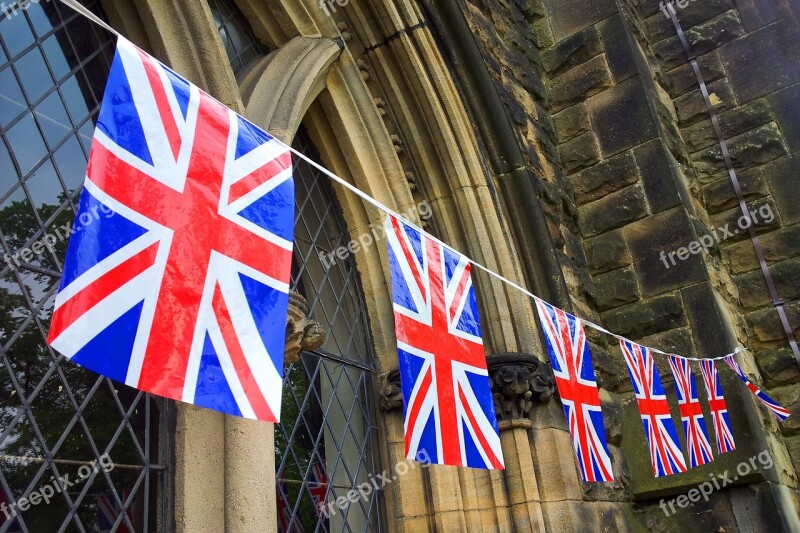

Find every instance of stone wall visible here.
[459,0,800,529]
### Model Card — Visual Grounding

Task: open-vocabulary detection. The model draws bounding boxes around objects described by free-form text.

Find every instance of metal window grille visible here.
[276,129,383,533]
[206,0,269,77]
[0,2,168,532]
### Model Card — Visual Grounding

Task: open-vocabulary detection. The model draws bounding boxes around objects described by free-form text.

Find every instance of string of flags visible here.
[47,1,792,483]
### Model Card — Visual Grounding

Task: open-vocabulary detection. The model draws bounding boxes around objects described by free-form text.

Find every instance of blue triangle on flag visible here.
[69,300,143,383]
[194,334,242,417]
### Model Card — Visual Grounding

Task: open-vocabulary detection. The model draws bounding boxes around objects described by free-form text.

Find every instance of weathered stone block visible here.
[769,84,800,154]
[685,10,746,56]
[578,184,649,237]
[653,35,687,70]
[734,257,800,309]
[593,266,640,310]
[673,78,736,126]
[638,327,697,360]
[755,347,800,388]
[645,0,735,41]
[696,123,787,171]
[721,20,800,102]
[598,15,637,83]
[558,131,600,173]
[766,154,800,226]
[547,54,613,113]
[542,26,601,75]
[733,0,782,31]
[625,207,708,296]
[601,293,686,338]
[553,103,590,143]
[666,51,725,97]
[684,98,774,153]
[568,151,639,204]
[633,139,685,213]
[745,300,800,343]
[710,198,781,243]
[590,341,625,392]
[587,76,659,157]
[583,228,632,274]
[724,224,800,274]
[543,0,617,41]
[701,168,767,213]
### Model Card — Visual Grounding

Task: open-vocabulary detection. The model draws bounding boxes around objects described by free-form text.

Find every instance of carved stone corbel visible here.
[284,290,326,366]
[379,369,403,412]
[488,352,554,431]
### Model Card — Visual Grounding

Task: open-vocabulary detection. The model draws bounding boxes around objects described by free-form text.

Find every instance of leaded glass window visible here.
[208,1,385,530]
[0,2,168,531]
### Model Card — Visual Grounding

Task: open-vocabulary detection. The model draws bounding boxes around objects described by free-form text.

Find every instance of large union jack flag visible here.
[535,301,613,482]
[47,37,294,421]
[699,359,736,454]
[621,341,687,477]
[668,356,713,468]
[724,355,791,421]
[385,215,503,469]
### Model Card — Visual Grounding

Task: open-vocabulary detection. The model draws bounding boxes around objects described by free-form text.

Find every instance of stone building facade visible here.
[0,0,798,531]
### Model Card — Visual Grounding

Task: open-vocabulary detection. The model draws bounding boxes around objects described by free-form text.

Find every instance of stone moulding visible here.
[378,353,555,432]
[488,352,554,431]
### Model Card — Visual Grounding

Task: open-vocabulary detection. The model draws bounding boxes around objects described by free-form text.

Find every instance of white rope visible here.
[57,0,743,364]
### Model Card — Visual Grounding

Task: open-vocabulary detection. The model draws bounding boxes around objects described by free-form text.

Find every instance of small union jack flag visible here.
[386,215,503,469]
[668,356,713,468]
[724,355,791,421]
[309,462,329,518]
[97,490,132,533]
[699,359,736,454]
[621,341,687,477]
[47,37,294,421]
[276,476,303,533]
[535,301,613,482]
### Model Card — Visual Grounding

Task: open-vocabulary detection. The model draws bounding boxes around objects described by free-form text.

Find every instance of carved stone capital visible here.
[284,290,326,366]
[379,369,403,412]
[487,353,554,431]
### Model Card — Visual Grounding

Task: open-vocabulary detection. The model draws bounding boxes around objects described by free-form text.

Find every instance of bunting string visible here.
[58,0,746,365]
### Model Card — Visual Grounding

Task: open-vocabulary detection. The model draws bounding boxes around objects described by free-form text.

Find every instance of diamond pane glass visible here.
[207,0,268,77]
[0,2,168,532]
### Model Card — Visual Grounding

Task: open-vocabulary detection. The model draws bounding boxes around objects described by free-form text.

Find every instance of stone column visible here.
[487,353,554,532]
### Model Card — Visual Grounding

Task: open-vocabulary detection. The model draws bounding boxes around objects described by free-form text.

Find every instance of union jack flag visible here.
[276,476,303,532]
[724,355,791,421]
[535,301,613,482]
[699,359,736,454]
[309,462,329,518]
[97,490,132,533]
[385,215,503,469]
[621,341,687,477]
[668,356,713,468]
[47,37,294,421]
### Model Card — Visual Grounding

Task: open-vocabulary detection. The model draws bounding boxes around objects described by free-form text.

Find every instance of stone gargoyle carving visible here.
[284,290,326,366]
[488,352,555,430]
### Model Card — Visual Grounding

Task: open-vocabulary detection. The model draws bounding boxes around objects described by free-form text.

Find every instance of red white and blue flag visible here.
[47,37,294,421]
[535,301,613,482]
[309,462,329,518]
[97,491,132,533]
[668,356,713,468]
[699,359,736,454]
[724,355,791,421]
[621,341,687,477]
[385,215,503,469]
